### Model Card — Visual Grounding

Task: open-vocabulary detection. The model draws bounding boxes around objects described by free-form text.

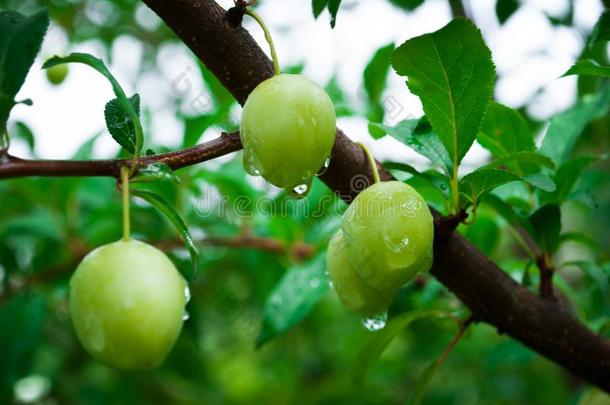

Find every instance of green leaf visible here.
[10,121,35,153]
[540,155,600,204]
[522,173,556,192]
[371,117,453,175]
[482,194,534,235]
[391,19,495,170]
[328,0,342,28]
[384,162,451,198]
[311,0,342,27]
[104,94,140,153]
[495,0,520,24]
[312,0,328,18]
[132,162,180,184]
[587,10,610,47]
[559,233,608,261]
[325,76,353,117]
[529,204,561,253]
[539,86,610,165]
[460,169,554,208]
[478,102,535,160]
[256,254,328,347]
[0,9,49,127]
[562,260,608,297]
[388,0,425,11]
[562,59,610,78]
[197,62,233,111]
[364,43,395,123]
[0,293,46,399]
[43,53,144,155]
[132,189,198,275]
[352,310,451,385]
[72,132,101,160]
[482,151,555,172]
[462,214,500,256]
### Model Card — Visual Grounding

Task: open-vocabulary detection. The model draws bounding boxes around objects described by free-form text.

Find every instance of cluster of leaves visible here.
[360,14,610,387]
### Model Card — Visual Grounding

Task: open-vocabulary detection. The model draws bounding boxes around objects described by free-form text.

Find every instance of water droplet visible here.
[243,150,262,176]
[293,183,308,195]
[316,157,331,176]
[309,277,320,288]
[184,285,191,303]
[383,234,410,253]
[362,312,388,332]
[271,295,283,308]
[182,311,190,321]
[324,271,334,288]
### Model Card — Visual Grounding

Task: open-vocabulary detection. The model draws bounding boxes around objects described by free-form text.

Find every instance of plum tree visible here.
[69,239,187,370]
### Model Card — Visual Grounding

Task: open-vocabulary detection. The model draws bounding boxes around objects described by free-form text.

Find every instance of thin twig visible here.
[0,131,242,179]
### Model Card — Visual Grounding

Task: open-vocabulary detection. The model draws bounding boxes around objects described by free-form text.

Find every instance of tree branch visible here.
[0,131,241,179]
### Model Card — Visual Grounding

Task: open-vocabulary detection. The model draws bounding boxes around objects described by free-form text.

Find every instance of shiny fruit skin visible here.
[46,64,68,85]
[341,181,434,293]
[327,230,395,317]
[69,239,187,370]
[240,73,336,189]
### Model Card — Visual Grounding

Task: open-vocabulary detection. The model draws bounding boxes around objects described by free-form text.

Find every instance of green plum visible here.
[327,230,395,317]
[341,181,434,293]
[240,73,336,189]
[70,239,187,370]
[46,63,68,85]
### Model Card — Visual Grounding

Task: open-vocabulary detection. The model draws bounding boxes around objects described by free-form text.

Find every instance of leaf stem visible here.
[357,142,381,184]
[245,9,280,76]
[121,166,131,241]
[451,165,459,213]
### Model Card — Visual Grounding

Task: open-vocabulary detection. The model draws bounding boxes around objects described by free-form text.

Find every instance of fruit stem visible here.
[245,9,280,76]
[357,142,381,184]
[121,166,131,241]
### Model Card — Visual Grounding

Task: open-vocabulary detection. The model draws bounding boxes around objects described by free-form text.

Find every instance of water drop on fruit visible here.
[184,286,191,303]
[362,312,388,332]
[293,183,308,195]
[182,311,190,321]
[316,157,331,176]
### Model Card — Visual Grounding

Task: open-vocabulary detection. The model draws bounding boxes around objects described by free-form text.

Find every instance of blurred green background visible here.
[0,0,609,404]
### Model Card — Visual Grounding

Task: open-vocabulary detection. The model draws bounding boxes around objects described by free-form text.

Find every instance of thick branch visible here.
[138,0,610,390]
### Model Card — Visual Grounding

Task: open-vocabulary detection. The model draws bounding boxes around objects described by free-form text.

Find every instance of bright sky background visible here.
[10,0,607,174]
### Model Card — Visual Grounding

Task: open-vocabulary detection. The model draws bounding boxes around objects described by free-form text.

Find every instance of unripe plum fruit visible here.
[46,63,68,85]
[326,230,395,317]
[69,239,187,370]
[341,181,434,293]
[240,74,336,189]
